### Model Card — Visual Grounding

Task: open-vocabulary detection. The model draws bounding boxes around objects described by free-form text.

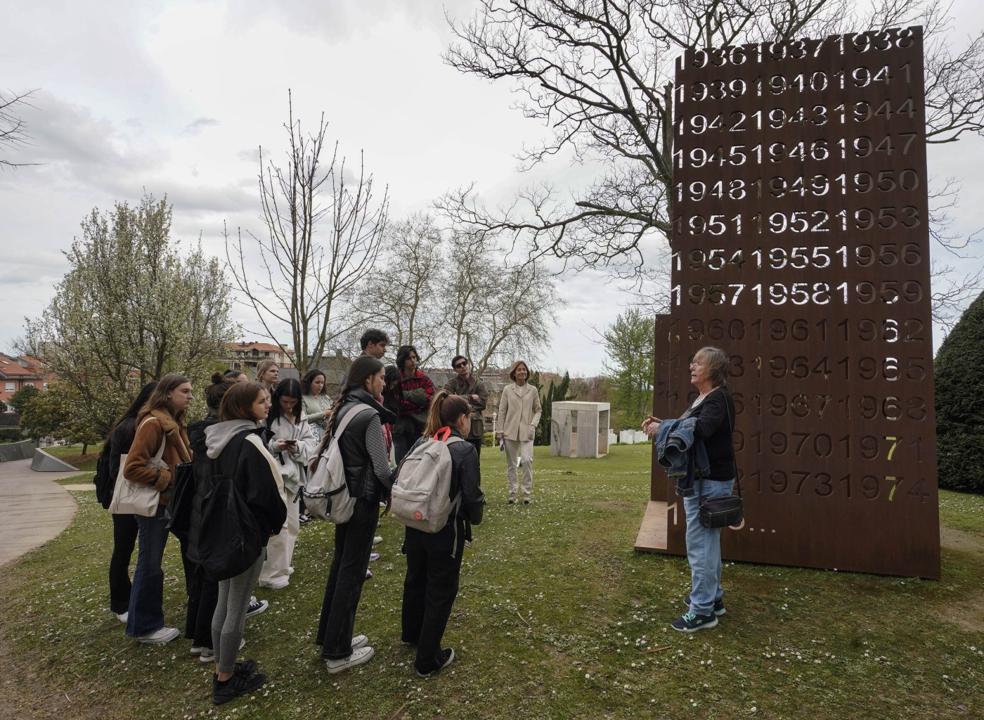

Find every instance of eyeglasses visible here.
[453,362,468,369]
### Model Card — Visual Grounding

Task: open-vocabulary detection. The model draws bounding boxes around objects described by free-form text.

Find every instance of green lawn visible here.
[0,445,981,719]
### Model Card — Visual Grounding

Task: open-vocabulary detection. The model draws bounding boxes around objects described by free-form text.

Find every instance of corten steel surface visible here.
[645,27,940,578]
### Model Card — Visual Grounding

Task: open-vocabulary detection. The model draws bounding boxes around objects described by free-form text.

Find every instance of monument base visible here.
[633,501,669,553]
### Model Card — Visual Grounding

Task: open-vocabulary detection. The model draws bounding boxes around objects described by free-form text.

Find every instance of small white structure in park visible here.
[550,401,610,458]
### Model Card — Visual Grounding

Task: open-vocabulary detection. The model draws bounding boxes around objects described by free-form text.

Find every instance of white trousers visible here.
[504,439,534,500]
[259,490,299,587]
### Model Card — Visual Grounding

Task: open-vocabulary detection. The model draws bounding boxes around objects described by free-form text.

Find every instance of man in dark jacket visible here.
[443,355,489,456]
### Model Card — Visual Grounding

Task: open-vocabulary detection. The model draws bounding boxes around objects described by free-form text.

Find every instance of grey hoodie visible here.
[205,420,261,459]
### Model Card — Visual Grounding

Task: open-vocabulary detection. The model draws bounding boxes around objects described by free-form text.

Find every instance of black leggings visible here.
[109,513,138,614]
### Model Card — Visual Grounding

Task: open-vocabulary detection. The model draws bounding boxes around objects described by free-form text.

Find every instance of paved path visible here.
[0,459,79,569]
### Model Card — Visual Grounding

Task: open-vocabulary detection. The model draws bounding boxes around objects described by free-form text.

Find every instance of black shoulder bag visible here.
[698,391,743,529]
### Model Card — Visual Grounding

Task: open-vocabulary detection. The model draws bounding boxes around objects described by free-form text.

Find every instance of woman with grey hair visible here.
[643,346,736,633]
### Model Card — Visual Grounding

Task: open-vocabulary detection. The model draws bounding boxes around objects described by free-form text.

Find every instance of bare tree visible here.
[363,214,560,371]
[362,213,445,363]
[443,230,560,373]
[226,92,389,373]
[0,90,37,167]
[441,0,984,287]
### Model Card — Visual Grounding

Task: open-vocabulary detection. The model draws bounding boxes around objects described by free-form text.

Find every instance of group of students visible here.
[96,330,500,706]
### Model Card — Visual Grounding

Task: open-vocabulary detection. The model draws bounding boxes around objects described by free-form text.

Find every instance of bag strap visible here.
[136,416,167,464]
[724,391,741,498]
[433,426,451,442]
[330,404,375,445]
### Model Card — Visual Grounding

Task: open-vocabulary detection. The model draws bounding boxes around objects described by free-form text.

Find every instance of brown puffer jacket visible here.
[122,409,192,506]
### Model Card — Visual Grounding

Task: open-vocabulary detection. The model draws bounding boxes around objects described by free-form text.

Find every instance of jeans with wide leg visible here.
[401,520,466,673]
[125,506,170,637]
[316,498,379,660]
[259,489,300,586]
[109,513,138,615]
[683,479,735,617]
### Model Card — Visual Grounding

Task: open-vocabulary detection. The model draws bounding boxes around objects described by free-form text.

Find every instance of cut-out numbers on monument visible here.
[649,26,939,578]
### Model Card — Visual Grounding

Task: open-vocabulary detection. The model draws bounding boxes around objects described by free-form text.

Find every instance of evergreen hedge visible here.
[935,290,984,494]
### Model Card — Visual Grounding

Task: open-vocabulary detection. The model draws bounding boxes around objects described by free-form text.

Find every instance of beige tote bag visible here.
[109,417,166,517]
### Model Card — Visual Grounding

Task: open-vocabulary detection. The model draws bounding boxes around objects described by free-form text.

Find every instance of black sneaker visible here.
[415,647,455,677]
[670,611,718,633]
[683,597,726,617]
[212,669,267,705]
[234,659,258,677]
[246,596,269,619]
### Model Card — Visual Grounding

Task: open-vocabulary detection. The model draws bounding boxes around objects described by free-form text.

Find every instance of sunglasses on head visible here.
[453,361,468,369]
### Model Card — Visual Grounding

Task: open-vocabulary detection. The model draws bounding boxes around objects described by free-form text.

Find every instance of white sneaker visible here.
[372,536,383,546]
[257,577,289,590]
[136,626,180,645]
[287,566,295,576]
[369,552,380,562]
[115,611,128,623]
[325,646,374,674]
[351,634,368,650]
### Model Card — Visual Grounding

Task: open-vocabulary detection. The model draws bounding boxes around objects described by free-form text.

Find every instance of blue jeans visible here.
[683,480,734,617]
[126,506,170,637]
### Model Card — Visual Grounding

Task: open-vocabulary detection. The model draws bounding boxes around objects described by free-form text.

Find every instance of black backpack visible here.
[93,444,114,509]
[196,432,264,581]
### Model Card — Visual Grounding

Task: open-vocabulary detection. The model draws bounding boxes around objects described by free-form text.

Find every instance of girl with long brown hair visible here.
[122,373,193,644]
[314,355,392,674]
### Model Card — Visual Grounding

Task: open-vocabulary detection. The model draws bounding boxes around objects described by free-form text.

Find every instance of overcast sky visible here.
[1,0,982,376]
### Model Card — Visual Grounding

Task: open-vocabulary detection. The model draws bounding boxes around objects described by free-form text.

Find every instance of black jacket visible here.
[202,428,287,549]
[332,389,394,502]
[94,417,138,509]
[687,387,736,480]
[186,415,217,564]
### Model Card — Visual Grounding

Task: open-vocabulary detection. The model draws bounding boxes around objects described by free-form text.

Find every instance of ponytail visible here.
[424,390,470,437]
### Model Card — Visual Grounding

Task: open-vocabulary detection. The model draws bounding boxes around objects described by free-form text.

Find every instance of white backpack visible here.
[391,428,462,534]
[303,404,374,524]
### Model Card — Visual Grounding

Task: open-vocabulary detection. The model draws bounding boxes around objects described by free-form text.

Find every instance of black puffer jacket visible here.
[331,388,393,502]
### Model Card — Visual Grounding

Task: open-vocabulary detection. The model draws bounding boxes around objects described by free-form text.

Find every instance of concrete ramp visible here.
[31,449,78,472]
[0,440,34,462]
[0,458,78,568]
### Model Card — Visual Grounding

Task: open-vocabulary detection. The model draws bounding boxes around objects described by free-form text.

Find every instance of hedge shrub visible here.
[935,290,984,494]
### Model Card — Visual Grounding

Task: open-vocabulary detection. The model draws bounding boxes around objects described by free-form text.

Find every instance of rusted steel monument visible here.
[636,27,940,578]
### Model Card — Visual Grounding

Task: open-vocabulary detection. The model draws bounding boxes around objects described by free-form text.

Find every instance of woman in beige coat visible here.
[496,360,542,504]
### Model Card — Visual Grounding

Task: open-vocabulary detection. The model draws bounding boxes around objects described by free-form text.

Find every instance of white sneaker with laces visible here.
[325,646,374,674]
[136,626,180,645]
[351,634,368,650]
